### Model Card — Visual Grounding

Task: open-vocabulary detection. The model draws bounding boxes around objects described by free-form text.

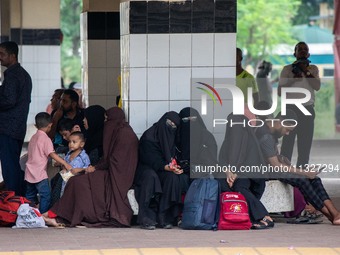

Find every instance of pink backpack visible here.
[218,192,251,230]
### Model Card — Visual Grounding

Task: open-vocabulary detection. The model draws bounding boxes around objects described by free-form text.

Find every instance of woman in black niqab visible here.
[83,105,106,165]
[134,111,189,229]
[177,107,218,175]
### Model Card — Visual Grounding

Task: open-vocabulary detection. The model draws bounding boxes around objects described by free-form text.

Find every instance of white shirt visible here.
[279,64,319,106]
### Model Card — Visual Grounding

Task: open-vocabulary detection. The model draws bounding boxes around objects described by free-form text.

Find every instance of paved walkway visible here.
[0,190,339,254]
[0,140,339,254]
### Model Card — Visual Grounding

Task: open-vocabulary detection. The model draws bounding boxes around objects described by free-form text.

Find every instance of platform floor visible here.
[0,140,339,254]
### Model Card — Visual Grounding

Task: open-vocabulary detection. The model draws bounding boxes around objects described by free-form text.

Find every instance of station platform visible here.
[0,140,339,255]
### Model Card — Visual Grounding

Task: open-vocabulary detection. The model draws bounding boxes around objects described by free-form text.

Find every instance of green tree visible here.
[60,0,82,86]
[237,0,300,70]
[293,0,333,25]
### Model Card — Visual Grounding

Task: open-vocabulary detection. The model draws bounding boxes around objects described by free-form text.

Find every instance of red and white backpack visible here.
[218,192,252,230]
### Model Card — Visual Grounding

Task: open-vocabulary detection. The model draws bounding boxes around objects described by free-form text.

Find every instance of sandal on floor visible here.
[54,223,66,229]
[306,212,323,220]
[251,221,268,230]
[287,216,323,224]
[140,224,156,230]
[287,216,309,224]
[262,217,275,228]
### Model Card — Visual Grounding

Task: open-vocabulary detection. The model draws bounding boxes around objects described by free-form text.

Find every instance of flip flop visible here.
[54,223,66,229]
[287,216,309,224]
[287,216,323,224]
[262,217,275,228]
[251,221,268,230]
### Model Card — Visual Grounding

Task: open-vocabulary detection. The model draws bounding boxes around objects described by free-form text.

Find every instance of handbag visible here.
[12,198,47,228]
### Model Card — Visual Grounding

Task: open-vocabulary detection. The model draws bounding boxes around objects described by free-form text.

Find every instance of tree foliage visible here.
[60,0,82,86]
[293,0,333,25]
[237,0,301,70]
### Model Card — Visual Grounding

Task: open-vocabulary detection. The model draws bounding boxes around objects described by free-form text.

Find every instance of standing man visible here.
[278,42,321,169]
[0,41,32,196]
[236,48,259,106]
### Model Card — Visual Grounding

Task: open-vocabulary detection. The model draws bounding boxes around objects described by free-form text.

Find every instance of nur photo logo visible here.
[192,78,313,128]
[195,82,222,115]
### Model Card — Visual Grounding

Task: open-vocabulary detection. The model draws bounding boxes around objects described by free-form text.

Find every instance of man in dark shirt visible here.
[0,41,32,196]
[48,89,85,152]
[255,110,340,225]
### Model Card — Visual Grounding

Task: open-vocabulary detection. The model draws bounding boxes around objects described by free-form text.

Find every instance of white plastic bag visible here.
[12,203,47,228]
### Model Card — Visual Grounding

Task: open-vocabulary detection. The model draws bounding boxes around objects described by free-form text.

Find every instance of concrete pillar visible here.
[0,0,10,42]
[0,0,61,141]
[80,0,120,109]
[120,0,236,140]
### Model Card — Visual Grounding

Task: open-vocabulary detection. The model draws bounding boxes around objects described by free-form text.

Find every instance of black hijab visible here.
[83,105,106,155]
[178,107,217,165]
[141,111,180,163]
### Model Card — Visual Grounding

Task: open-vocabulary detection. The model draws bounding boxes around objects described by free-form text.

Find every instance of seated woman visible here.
[43,107,139,227]
[219,113,274,229]
[176,107,218,177]
[83,105,106,165]
[134,111,189,230]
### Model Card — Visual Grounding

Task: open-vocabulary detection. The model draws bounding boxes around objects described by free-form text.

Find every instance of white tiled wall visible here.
[20,45,61,142]
[88,41,107,68]
[84,39,121,110]
[129,68,147,100]
[170,34,191,67]
[192,34,214,67]
[121,32,236,136]
[130,34,147,67]
[169,68,191,100]
[147,68,169,100]
[148,34,169,67]
[129,101,147,134]
[214,33,236,67]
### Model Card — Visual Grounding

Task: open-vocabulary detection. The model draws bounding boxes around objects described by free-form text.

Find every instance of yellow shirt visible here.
[236,70,258,103]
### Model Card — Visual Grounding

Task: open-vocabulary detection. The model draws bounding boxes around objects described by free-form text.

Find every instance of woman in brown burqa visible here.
[43,107,139,227]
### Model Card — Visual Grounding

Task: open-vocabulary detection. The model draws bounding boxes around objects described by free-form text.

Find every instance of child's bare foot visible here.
[42,213,65,228]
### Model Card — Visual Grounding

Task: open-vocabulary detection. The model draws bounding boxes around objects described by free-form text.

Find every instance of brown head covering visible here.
[103,107,139,226]
[102,107,126,161]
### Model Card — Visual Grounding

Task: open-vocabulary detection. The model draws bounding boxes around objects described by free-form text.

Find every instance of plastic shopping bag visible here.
[13,203,47,228]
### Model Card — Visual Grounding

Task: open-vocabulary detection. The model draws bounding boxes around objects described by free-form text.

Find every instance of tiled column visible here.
[80,1,120,109]
[3,0,61,141]
[120,0,236,138]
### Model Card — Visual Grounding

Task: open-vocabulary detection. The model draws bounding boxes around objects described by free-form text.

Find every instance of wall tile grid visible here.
[82,11,121,110]
[20,45,61,126]
[121,0,236,135]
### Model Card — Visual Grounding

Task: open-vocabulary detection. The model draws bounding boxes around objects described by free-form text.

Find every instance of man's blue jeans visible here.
[26,178,51,214]
[0,134,25,196]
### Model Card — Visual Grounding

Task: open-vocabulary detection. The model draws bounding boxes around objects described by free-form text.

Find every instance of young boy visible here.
[55,118,81,153]
[60,131,90,196]
[25,112,72,213]
[58,118,81,142]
